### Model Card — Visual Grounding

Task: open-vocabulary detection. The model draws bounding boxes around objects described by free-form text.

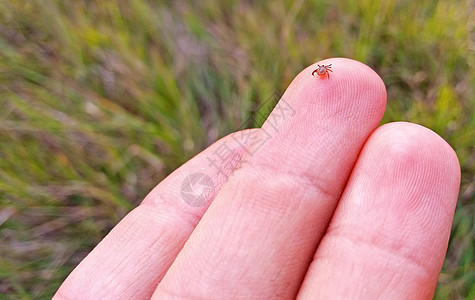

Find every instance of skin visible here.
[54,58,460,299]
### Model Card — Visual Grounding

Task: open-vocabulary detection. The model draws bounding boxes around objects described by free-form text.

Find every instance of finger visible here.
[297,122,460,299]
[54,129,258,299]
[153,58,387,299]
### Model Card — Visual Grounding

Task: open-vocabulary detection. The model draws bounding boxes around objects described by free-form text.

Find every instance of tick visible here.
[312,64,333,79]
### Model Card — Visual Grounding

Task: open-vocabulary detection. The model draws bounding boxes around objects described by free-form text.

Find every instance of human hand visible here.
[54,58,460,299]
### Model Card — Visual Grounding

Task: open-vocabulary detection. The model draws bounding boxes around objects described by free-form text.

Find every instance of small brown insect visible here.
[312,64,333,79]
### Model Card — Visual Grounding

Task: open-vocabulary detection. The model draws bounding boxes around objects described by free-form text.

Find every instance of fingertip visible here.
[365,121,461,211]
[287,58,387,128]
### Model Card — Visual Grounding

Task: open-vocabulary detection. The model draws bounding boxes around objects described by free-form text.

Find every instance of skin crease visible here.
[54,58,460,300]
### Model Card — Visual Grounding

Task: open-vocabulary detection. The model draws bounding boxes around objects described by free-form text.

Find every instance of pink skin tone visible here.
[54,58,460,299]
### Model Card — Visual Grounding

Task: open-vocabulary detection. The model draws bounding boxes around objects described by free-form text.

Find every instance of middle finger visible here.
[153,58,387,299]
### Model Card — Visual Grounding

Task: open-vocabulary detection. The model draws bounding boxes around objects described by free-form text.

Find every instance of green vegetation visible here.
[0,0,473,298]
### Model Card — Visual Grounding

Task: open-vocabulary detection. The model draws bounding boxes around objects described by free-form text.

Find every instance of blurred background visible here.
[0,0,473,298]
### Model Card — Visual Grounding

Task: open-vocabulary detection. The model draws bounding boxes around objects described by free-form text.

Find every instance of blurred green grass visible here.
[0,0,473,298]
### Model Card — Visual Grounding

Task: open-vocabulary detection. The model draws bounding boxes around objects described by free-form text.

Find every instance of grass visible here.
[0,0,473,298]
